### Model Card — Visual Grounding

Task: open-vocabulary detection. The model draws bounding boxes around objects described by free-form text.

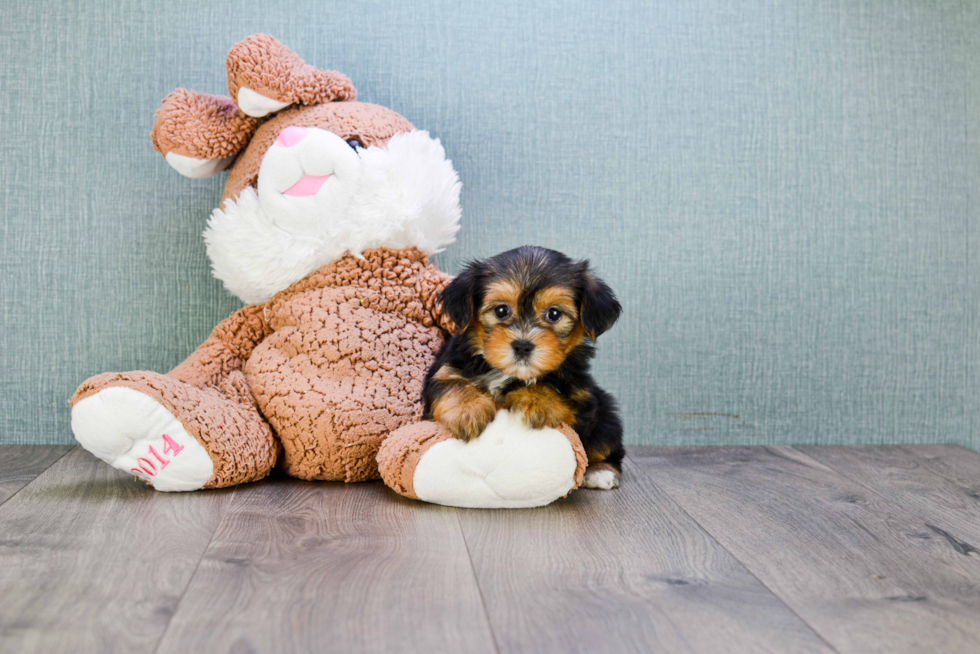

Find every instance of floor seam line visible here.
[151,484,239,654]
[0,445,76,510]
[625,449,844,654]
[455,508,503,654]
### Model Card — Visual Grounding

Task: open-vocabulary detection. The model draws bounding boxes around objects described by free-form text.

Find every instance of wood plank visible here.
[801,446,980,548]
[0,448,233,654]
[0,445,73,506]
[155,478,497,654]
[890,445,980,491]
[456,456,835,654]
[633,446,980,654]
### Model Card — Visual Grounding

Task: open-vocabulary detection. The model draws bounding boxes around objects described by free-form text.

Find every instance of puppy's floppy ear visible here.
[577,262,622,340]
[439,262,483,332]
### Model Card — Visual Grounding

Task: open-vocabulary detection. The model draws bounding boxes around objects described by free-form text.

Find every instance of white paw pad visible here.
[236,87,291,118]
[583,468,620,490]
[71,387,213,492]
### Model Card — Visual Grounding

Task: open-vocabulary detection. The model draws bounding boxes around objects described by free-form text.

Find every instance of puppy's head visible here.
[440,246,622,380]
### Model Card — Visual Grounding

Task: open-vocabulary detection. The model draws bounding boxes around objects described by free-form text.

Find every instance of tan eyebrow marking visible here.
[533,286,577,319]
[482,279,522,312]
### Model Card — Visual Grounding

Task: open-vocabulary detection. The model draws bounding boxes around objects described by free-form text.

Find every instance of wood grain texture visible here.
[154,478,496,654]
[878,445,980,493]
[633,446,980,654]
[801,445,980,548]
[0,445,72,505]
[3,445,978,653]
[0,448,233,654]
[456,456,834,654]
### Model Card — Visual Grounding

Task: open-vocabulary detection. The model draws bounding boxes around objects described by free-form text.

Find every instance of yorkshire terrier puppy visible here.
[423,246,624,489]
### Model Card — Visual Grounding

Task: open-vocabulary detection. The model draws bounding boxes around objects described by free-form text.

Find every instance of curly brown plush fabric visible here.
[226,33,356,107]
[150,89,260,159]
[221,102,415,203]
[168,303,273,388]
[71,247,452,488]
[248,248,451,481]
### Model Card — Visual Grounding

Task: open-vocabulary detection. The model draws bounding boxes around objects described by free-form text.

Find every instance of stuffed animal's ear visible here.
[439,262,483,332]
[226,34,357,118]
[151,89,260,178]
[577,263,622,340]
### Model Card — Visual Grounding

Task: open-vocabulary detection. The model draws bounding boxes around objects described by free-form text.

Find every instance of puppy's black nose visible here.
[512,340,535,359]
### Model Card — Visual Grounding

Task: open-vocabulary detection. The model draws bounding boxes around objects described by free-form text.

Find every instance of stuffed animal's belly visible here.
[243,297,444,482]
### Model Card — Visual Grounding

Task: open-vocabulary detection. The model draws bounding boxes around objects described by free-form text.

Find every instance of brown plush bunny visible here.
[71,35,585,507]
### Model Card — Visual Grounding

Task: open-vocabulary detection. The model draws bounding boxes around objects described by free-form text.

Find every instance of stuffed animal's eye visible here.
[494,305,511,320]
[347,138,362,151]
[545,307,563,324]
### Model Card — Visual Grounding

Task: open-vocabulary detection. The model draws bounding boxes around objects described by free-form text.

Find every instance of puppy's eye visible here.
[545,307,563,324]
[493,305,511,320]
[347,138,363,151]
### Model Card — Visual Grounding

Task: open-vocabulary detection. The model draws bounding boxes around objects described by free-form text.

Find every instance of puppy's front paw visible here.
[433,386,497,442]
[504,385,574,430]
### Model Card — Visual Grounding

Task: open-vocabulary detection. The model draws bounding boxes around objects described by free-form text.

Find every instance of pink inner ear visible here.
[276,126,307,148]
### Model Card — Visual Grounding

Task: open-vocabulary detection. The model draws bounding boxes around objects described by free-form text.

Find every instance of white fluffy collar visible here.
[203,130,461,304]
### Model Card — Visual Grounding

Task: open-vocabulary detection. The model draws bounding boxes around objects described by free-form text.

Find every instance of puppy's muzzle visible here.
[511,339,535,360]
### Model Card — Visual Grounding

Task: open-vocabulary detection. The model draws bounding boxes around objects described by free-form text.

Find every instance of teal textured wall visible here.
[1,0,978,447]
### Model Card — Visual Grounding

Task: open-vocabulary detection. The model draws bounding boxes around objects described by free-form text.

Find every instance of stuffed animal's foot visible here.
[226,34,356,117]
[378,410,589,509]
[582,463,621,490]
[71,386,213,491]
[71,371,279,490]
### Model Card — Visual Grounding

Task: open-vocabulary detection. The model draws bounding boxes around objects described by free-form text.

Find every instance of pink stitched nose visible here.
[276,126,307,148]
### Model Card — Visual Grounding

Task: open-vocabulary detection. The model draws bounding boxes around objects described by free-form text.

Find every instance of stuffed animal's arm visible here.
[168,303,273,388]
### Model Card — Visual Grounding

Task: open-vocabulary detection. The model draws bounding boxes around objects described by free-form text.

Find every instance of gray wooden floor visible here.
[1,445,980,653]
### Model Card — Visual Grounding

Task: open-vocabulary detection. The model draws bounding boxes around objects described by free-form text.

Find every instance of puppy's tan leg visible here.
[503,384,576,430]
[432,383,497,442]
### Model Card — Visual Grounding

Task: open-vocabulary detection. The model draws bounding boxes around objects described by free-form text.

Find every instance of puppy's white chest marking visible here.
[477,370,514,401]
